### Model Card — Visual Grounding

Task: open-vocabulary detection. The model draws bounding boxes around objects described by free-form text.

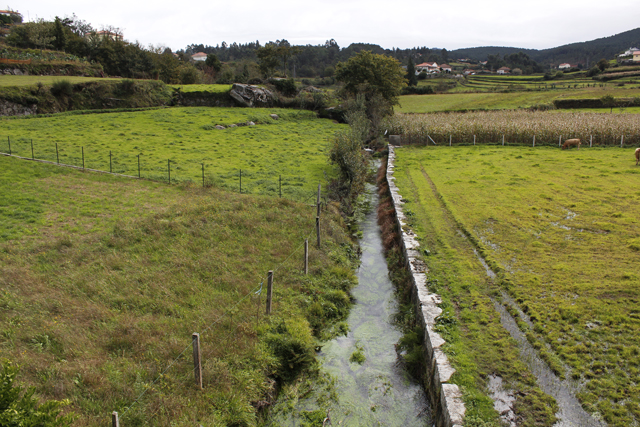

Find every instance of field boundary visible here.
[386,145,465,427]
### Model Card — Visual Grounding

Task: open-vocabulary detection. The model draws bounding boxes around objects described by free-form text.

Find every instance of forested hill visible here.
[449,27,640,66]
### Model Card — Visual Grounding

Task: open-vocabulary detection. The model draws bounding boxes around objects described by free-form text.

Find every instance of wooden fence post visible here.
[621,135,624,147]
[192,333,202,390]
[56,143,59,164]
[532,135,535,147]
[449,135,452,146]
[168,160,171,183]
[559,135,562,147]
[239,169,242,193]
[112,411,119,427]
[202,163,205,187]
[317,184,321,217]
[304,239,309,275]
[590,135,593,148]
[473,135,476,146]
[31,139,34,160]
[502,135,504,146]
[137,155,141,178]
[316,217,320,248]
[266,271,273,315]
[82,147,85,170]
[109,151,112,173]
[7,136,10,155]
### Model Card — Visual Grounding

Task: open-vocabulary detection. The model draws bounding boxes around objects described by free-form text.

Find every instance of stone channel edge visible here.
[386,145,466,427]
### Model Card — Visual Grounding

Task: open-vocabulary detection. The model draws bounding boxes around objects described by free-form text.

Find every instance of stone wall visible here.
[0,99,37,116]
[386,145,466,427]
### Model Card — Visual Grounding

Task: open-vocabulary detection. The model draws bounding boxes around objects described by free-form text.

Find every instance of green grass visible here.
[0,107,346,200]
[398,86,640,113]
[0,154,358,426]
[168,84,232,93]
[394,145,640,426]
[0,75,121,86]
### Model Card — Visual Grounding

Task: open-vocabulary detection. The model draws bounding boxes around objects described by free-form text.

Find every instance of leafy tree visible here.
[597,58,609,71]
[205,53,222,72]
[406,57,418,86]
[0,360,75,427]
[52,17,67,51]
[335,50,406,104]
[256,43,280,78]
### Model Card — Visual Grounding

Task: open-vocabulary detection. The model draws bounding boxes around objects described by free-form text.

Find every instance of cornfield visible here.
[384,111,640,146]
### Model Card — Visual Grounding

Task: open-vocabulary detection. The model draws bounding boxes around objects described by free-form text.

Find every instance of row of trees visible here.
[4,15,202,84]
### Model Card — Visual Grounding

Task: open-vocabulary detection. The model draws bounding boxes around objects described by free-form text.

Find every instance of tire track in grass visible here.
[415,161,605,427]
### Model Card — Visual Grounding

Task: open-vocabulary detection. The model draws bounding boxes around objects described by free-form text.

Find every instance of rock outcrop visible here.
[229,84,275,107]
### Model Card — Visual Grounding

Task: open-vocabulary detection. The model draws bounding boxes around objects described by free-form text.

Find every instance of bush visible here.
[117,79,137,95]
[0,360,75,427]
[269,78,297,97]
[50,80,73,97]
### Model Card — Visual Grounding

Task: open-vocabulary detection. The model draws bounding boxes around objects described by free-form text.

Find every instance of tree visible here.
[406,57,418,86]
[205,53,222,72]
[256,43,280,78]
[52,17,67,51]
[597,58,609,72]
[335,50,406,105]
[0,360,75,427]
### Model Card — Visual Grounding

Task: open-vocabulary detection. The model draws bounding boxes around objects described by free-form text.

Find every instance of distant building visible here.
[191,52,207,62]
[89,30,123,42]
[634,51,640,62]
[440,64,452,73]
[497,67,510,74]
[415,62,439,74]
[558,63,572,69]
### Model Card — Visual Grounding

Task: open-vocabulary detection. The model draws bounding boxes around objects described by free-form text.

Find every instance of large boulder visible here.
[229,83,275,107]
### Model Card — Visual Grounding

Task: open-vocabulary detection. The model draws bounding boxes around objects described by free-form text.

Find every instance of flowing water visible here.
[267,184,431,426]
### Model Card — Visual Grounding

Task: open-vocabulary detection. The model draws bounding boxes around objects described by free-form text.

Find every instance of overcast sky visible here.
[18,0,640,53]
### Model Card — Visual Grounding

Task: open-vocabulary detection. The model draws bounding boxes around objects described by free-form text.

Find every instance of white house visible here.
[634,51,640,62]
[191,52,207,62]
[496,67,510,74]
[440,64,452,73]
[415,62,440,74]
[558,63,572,69]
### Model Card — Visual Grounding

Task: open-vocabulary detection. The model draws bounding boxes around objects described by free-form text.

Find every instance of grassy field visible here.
[168,84,232,93]
[393,145,640,426]
[398,86,640,113]
[0,75,122,86]
[0,107,346,200]
[0,154,358,426]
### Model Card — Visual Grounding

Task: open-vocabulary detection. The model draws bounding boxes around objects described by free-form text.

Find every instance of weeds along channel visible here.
[392,144,640,426]
[0,153,361,426]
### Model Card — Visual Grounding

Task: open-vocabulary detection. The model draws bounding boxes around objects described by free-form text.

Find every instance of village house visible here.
[92,30,123,42]
[191,52,207,62]
[558,63,572,69]
[497,66,511,74]
[634,50,640,62]
[415,62,440,74]
[439,64,452,73]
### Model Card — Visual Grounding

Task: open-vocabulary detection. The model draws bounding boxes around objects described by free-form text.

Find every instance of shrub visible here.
[50,80,73,97]
[270,78,297,97]
[117,79,137,95]
[0,360,75,427]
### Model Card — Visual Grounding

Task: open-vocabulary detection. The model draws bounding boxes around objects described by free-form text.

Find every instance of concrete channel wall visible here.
[386,145,466,427]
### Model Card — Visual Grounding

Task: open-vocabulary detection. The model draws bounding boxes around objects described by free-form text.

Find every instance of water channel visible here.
[268,184,431,426]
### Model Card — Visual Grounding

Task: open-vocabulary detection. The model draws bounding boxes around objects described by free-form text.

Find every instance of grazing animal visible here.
[635,147,640,165]
[562,138,581,150]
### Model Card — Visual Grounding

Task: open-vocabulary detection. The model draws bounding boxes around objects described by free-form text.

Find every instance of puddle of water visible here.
[468,248,605,427]
[267,184,431,426]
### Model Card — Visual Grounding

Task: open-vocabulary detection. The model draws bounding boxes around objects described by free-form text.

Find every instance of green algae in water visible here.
[265,183,430,427]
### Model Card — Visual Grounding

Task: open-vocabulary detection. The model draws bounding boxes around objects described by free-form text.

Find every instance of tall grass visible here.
[0,156,358,426]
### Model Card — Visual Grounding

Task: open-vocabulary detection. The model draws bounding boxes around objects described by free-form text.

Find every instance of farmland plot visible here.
[393,145,640,426]
[0,107,345,200]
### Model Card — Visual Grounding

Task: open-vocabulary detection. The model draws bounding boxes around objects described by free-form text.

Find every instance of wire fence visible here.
[0,136,321,202]
[107,196,323,426]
